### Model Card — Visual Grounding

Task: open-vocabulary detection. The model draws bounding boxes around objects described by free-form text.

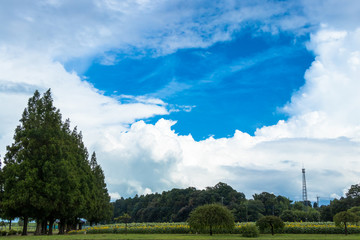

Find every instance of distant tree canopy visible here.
[113,182,248,222]
[112,183,297,223]
[0,89,112,235]
[112,180,360,224]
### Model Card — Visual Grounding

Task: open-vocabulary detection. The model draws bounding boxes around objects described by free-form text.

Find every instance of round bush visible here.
[242,224,259,238]
[188,204,235,235]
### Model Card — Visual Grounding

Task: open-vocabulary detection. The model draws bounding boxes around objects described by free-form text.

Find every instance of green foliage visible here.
[284,222,360,234]
[346,184,360,198]
[115,213,131,223]
[188,204,234,235]
[280,210,296,221]
[87,152,113,226]
[334,211,359,235]
[115,213,132,234]
[1,89,111,235]
[292,201,306,211]
[113,182,246,223]
[348,206,360,218]
[241,223,259,238]
[246,199,265,222]
[334,211,359,226]
[256,215,284,235]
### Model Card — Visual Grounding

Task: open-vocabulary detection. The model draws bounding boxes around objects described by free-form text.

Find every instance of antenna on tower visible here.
[302,167,308,205]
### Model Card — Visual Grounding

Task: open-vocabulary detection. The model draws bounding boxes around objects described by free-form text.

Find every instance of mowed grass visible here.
[3,234,360,240]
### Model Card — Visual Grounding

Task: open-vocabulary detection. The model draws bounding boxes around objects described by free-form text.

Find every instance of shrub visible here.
[241,224,259,238]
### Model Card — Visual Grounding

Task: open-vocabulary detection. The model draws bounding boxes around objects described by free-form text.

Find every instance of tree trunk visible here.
[22,217,28,236]
[9,220,11,230]
[209,225,212,236]
[41,220,47,235]
[270,223,274,235]
[48,218,55,235]
[345,222,348,235]
[35,220,42,235]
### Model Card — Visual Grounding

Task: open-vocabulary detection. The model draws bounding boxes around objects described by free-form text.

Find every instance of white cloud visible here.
[0,51,168,157]
[109,192,121,201]
[258,28,360,140]
[0,0,313,64]
[1,0,360,202]
[96,27,360,201]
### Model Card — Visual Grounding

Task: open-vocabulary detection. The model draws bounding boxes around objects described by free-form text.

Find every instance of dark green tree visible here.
[188,204,234,236]
[256,215,284,235]
[246,199,265,222]
[280,210,296,222]
[87,152,113,226]
[2,89,109,235]
[319,205,332,221]
[253,192,276,216]
[348,206,360,218]
[2,90,63,235]
[346,184,360,198]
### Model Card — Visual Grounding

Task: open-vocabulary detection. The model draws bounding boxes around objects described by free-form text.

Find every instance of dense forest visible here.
[112,182,360,223]
[0,90,112,235]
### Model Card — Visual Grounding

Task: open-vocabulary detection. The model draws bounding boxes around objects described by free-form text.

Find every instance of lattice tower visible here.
[302,168,308,203]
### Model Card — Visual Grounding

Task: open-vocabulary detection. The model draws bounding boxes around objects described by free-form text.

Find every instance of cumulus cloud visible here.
[1,0,360,202]
[258,28,360,140]
[97,27,360,201]
[0,51,168,156]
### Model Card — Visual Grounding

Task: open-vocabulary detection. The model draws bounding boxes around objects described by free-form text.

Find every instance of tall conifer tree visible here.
[2,89,111,235]
[87,152,113,225]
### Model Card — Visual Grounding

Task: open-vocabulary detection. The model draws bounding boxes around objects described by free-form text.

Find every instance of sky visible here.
[1,0,360,204]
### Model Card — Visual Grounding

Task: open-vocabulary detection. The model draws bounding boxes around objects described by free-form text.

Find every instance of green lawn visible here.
[3,234,360,240]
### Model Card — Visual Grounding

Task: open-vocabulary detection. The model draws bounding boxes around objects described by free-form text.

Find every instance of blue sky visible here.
[82,30,313,140]
[1,0,360,202]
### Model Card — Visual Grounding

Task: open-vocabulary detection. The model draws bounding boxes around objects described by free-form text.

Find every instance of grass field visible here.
[3,234,360,240]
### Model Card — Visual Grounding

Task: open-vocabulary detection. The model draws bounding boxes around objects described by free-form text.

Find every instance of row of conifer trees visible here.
[0,90,112,235]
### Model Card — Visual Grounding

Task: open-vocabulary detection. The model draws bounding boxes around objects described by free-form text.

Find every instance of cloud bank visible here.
[1,0,360,201]
[103,28,360,201]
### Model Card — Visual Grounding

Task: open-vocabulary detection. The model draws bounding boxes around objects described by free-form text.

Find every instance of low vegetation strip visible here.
[3,234,360,240]
[283,222,360,234]
[68,222,360,235]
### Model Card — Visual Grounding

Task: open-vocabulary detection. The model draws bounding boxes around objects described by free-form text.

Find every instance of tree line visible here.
[0,90,112,235]
[113,182,360,223]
